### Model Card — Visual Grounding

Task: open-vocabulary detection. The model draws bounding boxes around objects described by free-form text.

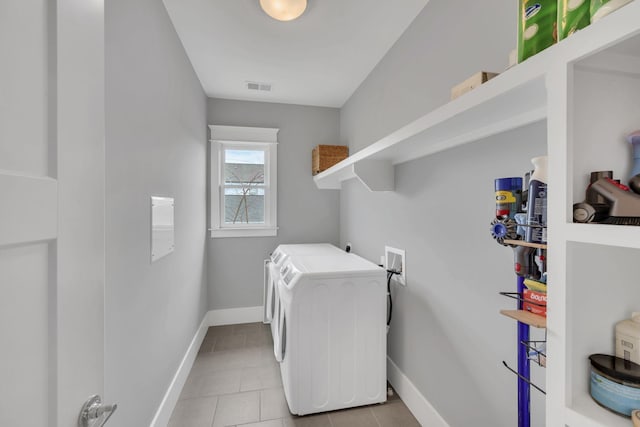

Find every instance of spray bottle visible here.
[526,156,548,244]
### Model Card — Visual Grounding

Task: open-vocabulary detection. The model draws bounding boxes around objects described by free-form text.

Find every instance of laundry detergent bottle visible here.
[526,156,548,244]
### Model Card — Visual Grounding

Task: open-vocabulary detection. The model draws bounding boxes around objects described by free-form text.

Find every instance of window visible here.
[209,125,278,238]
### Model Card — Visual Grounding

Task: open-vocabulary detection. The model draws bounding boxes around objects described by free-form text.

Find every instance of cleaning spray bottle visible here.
[526,156,548,244]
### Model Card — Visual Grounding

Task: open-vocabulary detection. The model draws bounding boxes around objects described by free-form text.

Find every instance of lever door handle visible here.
[78,395,118,427]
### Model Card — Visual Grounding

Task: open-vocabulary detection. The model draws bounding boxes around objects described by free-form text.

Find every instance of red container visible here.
[523,289,547,317]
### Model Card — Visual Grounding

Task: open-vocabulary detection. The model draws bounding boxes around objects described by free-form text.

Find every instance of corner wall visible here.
[207,98,340,310]
[339,1,546,426]
[105,1,208,426]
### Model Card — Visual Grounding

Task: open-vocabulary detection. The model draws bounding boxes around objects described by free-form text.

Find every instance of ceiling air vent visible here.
[246,81,272,92]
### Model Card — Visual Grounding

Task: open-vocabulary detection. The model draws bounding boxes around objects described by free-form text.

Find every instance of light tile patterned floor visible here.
[169,323,420,427]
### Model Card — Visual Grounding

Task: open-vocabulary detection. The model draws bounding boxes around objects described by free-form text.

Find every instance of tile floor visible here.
[168,322,420,427]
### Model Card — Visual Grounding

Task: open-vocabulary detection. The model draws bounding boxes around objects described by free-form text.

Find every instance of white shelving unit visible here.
[549,6,640,426]
[315,4,640,426]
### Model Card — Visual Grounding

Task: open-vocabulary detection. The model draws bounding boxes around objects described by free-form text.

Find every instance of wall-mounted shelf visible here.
[313,52,549,190]
[503,239,548,250]
[500,310,547,329]
[315,2,640,192]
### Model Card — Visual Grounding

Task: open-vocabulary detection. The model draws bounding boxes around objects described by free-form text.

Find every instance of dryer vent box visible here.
[385,246,406,286]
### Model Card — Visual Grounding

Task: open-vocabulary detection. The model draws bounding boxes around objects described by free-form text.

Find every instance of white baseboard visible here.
[149,315,209,427]
[207,306,263,326]
[387,356,449,427]
[148,306,272,427]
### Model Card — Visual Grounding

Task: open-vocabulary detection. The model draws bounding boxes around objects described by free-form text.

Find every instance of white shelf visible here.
[565,223,640,249]
[565,394,630,427]
[315,1,640,191]
[313,54,549,190]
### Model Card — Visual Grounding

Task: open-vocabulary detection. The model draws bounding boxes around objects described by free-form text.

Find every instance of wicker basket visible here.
[312,145,348,175]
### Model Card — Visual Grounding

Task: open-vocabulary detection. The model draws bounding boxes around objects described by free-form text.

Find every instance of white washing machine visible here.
[263,244,344,361]
[275,253,387,415]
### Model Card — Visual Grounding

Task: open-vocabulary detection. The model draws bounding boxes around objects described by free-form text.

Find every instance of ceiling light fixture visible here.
[259,0,307,21]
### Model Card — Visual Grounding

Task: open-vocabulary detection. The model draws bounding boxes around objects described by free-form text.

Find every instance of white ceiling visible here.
[162,0,429,108]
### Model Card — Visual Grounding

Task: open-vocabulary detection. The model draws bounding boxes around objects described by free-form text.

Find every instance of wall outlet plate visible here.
[385,246,406,286]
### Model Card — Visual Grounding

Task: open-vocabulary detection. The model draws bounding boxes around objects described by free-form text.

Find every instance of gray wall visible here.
[341,0,515,152]
[207,98,340,310]
[339,1,546,426]
[105,1,208,426]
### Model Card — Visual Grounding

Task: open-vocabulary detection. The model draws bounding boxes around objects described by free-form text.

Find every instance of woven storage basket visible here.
[312,145,348,175]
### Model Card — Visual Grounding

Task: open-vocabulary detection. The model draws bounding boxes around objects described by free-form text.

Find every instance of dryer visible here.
[276,253,386,415]
[265,244,343,323]
[264,244,344,361]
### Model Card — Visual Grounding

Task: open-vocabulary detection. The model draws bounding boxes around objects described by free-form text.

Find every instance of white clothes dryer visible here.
[265,244,343,324]
[276,253,386,415]
[264,244,345,361]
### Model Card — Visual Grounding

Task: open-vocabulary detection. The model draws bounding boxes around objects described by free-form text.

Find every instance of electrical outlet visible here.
[385,246,406,286]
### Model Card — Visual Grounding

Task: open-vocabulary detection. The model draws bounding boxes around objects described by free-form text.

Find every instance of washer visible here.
[276,253,386,415]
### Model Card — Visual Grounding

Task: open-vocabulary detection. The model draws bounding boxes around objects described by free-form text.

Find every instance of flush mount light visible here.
[259,0,307,21]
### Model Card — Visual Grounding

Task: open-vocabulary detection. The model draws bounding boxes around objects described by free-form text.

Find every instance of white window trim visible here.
[209,125,278,238]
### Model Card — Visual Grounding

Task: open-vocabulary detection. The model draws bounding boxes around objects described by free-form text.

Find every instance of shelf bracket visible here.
[353,159,394,191]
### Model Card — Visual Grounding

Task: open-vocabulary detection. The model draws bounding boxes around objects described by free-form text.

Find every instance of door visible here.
[0,1,106,426]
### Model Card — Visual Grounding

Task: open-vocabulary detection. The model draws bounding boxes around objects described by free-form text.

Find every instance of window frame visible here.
[209,125,278,238]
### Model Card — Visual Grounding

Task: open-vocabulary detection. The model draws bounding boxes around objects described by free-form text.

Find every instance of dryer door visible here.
[263,260,272,323]
[273,280,287,363]
[269,265,281,342]
[264,262,278,324]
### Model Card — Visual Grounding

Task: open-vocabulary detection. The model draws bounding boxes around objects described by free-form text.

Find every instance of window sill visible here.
[209,227,278,238]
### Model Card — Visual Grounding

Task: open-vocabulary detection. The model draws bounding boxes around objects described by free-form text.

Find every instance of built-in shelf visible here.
[565,223,640,249]
[565,394,630,427]
[500,310,547,328]
[555,6,640,426]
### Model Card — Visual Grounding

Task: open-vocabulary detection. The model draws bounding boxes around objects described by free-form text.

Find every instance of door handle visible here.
[78,395,117,427]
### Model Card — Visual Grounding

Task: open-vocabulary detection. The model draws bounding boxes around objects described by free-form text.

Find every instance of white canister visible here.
[616,312,640,364]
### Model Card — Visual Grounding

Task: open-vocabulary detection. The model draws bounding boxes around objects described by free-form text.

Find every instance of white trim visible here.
[209,125,278,143]
[263,259,270,324]
[387,356,450,427]
[207,306,264,326]
[149,315,209,427]
[149,316,442,427]
[148,308,265,427]
[211,140,279,146]
[210,227,278,238]
[209,125,279,238]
